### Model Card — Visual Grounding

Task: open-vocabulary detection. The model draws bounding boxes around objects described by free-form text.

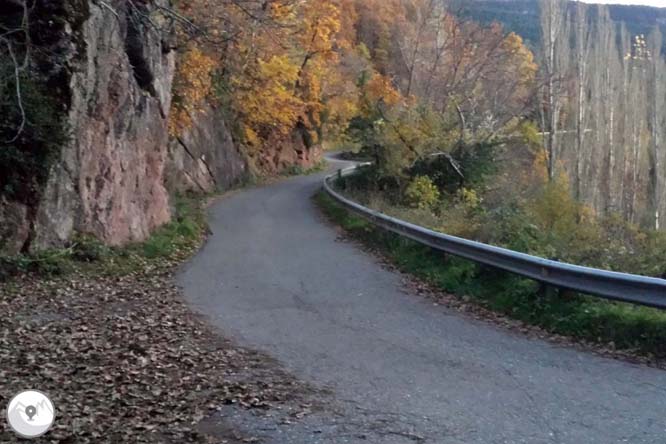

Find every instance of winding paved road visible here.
[180,157,666,444]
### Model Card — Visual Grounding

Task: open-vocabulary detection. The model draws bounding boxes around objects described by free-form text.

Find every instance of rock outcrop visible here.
[30,0,176,250]
[0,0,322,255]
[0,0,175,253]
[166,105,248,194]
[0,199,30,255]
[255,127,323,174]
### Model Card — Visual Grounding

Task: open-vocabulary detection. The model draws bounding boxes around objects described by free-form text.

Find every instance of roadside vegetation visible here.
[281,159,329,177]
[316,191,666,362]
[297,0,666,363]
[336,152,666,278]
[302,0,666,360]
[0,196,207,280]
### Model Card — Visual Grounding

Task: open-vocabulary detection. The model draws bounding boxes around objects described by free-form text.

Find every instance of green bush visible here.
[0,248,74,280]
[404,176,440,210]
[0,195,208,280]
[409,142,498,193]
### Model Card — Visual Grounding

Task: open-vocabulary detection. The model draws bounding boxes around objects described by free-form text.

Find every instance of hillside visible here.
[455,0,666,47]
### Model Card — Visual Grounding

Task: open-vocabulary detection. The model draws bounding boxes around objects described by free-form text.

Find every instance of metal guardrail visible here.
[324,165,666,309]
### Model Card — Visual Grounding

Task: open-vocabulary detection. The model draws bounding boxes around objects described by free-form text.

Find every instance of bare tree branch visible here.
[2,39,26,143]
[1,0,29,143]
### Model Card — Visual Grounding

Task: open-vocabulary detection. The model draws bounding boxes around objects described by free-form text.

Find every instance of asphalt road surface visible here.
[180,157,666,444]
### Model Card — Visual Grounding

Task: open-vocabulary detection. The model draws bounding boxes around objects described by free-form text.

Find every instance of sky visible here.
[579,0,666,7]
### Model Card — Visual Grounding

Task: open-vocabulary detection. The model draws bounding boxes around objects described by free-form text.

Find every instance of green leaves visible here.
[0,68,67,202]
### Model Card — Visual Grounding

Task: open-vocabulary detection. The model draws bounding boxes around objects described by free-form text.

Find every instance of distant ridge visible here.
[454,0,666,47]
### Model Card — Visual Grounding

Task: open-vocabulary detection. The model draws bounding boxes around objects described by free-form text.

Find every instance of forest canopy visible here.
[170,0,536,175]
[177,0,664,279]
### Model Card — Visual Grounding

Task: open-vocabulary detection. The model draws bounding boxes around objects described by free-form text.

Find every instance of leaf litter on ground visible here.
[0,236,314,443]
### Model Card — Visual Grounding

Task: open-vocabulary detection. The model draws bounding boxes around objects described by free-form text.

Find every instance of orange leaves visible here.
[169,47,216,137]
[333,0,359,49]
[364,73,403,108]
[169,0,366,153]
[268,1,296,22]
[295,0,343,132]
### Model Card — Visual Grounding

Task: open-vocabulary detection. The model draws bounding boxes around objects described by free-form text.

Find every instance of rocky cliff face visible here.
[0,0,321,255]
[165,105,325,194]
[166,105,248,194]
[30,0,176,250]
[0,0,175,253]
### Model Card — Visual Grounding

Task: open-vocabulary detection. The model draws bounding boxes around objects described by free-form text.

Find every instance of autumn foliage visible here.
[169,47,216,137]
[170,0,537,174]
[170,0,359,160]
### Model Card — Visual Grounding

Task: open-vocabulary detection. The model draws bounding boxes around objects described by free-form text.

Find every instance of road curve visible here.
[179,157,666,444]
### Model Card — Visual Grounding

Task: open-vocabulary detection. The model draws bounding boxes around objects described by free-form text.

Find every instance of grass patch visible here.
[0,195,208,281]
[315,190,666,360]
[140,197,206,258]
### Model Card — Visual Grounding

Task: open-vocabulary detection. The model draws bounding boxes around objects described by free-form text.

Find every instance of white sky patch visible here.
[578,0,666,7]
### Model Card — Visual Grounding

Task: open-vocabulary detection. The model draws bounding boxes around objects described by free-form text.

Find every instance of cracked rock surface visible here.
[181,157,666,444]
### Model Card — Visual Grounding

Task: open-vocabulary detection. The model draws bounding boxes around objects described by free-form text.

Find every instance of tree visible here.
[572,2,594,201]
[647,28,664,229]
[539,0,567,180]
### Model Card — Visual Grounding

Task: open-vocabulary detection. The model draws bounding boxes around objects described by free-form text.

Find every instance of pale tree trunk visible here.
[619,24,632,219]
[574,2,592,201]
[647,29,663,229]
[539,0,566,180]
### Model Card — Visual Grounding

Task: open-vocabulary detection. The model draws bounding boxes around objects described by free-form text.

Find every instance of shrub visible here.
[409,142,497,193]
[524,173,603,263]
[71,234,110,262]
[141,197,206,258]
[404,176,440,210]
[456,187,480,209]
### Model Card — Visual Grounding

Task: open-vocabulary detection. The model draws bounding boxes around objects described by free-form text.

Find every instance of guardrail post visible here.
[431,247,448,262]
[337,169,345,190]
[539,283,559,300]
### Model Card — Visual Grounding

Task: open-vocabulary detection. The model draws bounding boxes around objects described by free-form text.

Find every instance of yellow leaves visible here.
[269,1,296,21]
[457,188,480,209]
[527,171,602,247]
[501,32,538,87]
[404,176,440,210]
[244,127,260,147]
[171,0,536,163]
[327,95,358,126]
[259,55,300,84]
[233,55,304,142]
[171,0,362,154]
[334,0,359,49]
[529,172,574,231]
[169,47,216,137]
[300,1,342,57]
